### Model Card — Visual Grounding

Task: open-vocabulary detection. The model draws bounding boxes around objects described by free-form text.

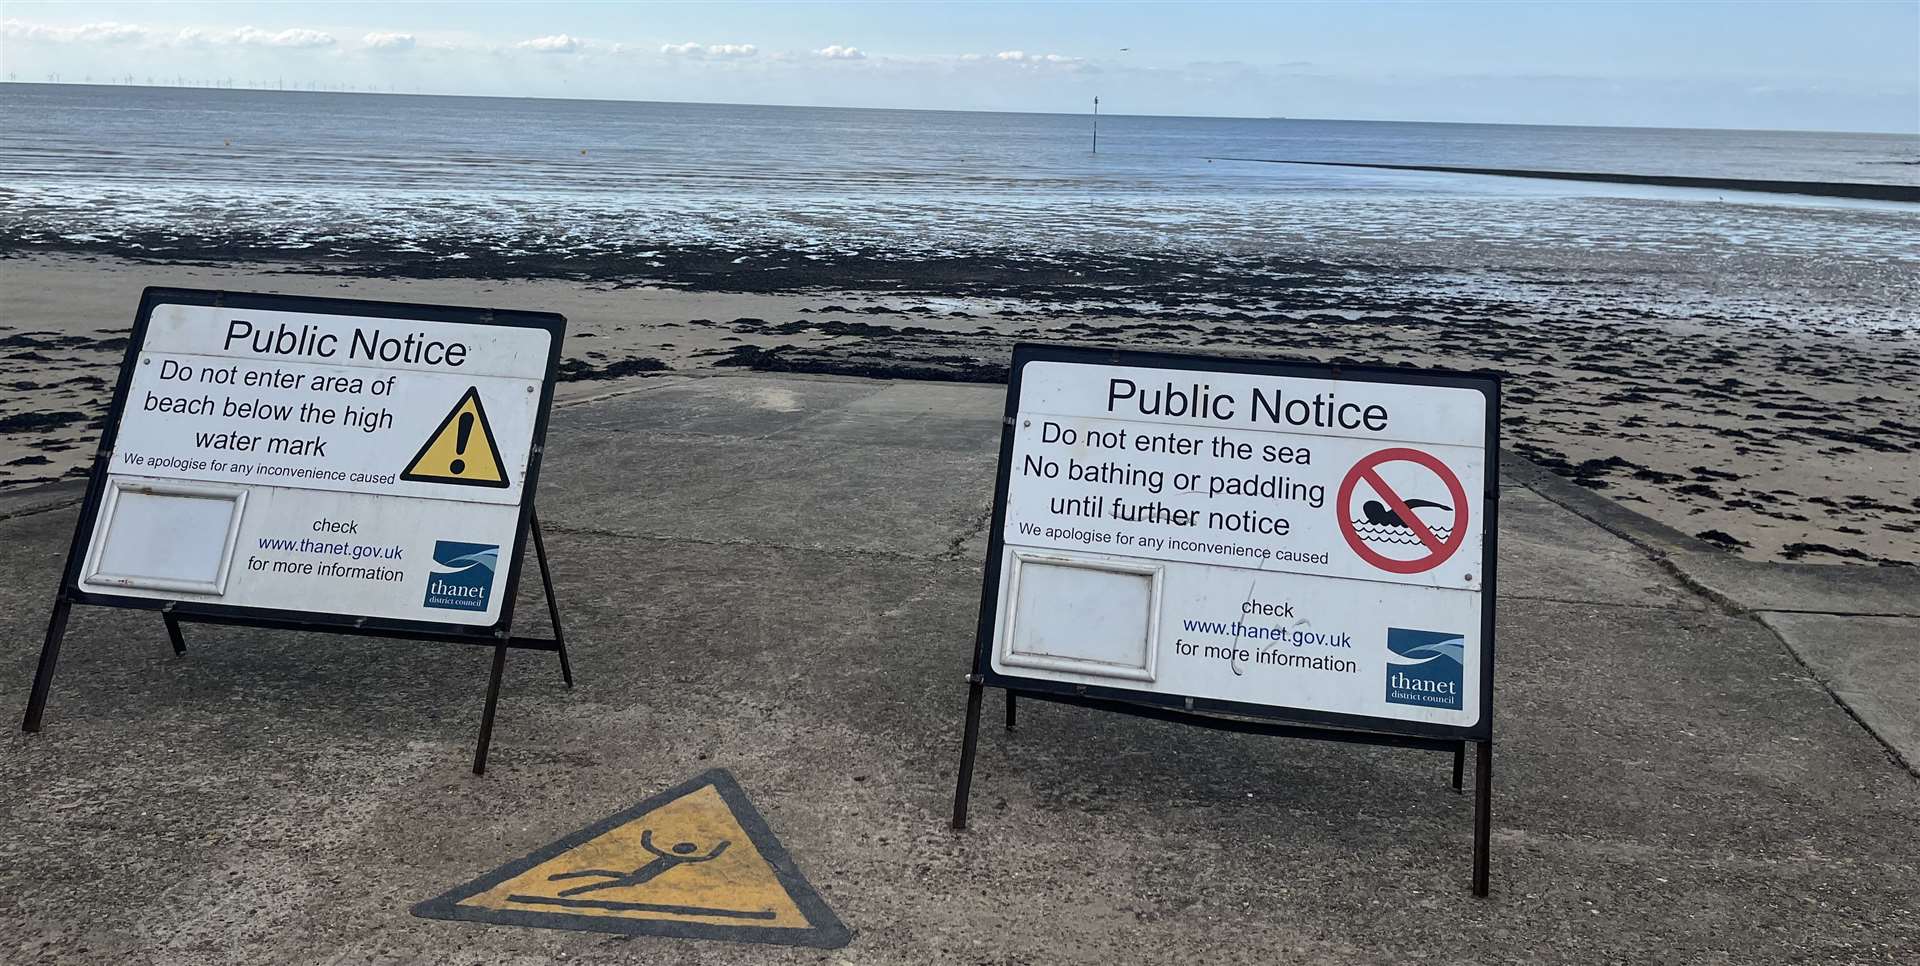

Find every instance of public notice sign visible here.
[975,344,1500,738]
[65,288,564,634]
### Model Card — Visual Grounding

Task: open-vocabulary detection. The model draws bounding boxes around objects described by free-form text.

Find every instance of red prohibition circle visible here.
[1336,447,1470,575]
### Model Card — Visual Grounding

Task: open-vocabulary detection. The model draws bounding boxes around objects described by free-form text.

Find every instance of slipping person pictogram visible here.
[545,830,731,897]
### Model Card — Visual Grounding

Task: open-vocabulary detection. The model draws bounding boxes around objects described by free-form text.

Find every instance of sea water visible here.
[1,83,1914,325]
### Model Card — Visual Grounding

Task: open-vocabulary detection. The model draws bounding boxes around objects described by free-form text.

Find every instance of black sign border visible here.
[970,342,1501,743]
[57,286,566,644]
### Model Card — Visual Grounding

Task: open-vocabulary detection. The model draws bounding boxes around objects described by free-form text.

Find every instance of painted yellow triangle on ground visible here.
[469,783,808,927]
[401,386,508,488]
[412,769,850,948]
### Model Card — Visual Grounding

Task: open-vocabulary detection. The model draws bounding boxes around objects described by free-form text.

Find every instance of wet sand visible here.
[1,253,1915,565]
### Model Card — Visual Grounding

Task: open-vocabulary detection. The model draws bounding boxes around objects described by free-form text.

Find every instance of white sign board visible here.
[978,347,1498,736]
[68,290,564,631]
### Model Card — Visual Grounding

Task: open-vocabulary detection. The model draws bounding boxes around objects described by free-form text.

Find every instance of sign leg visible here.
[163,614,187,656]
[1005,690,1017,731]
[530,513,572,689]
[21,596,74,733]
[1472,739,1493,897]
[472,643,509,776]
[951,681,985,830]
[1451,741,1465,792]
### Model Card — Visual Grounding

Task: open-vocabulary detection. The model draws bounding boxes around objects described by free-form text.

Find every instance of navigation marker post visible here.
[951,344,1501,896]
[19,288,571,774]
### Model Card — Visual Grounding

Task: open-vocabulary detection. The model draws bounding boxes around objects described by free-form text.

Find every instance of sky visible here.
[2,1,1916,132]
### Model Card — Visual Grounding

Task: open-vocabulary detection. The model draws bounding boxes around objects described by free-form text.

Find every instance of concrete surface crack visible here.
[939,502,994,561]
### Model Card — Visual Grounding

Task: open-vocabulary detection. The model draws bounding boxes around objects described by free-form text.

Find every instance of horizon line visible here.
[1,80,1912,138]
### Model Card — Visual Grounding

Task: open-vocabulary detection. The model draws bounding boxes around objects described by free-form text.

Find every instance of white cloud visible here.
[230,26,335,48]
[661,41,757,59]
[4,19,339,49]
[1,20,149,44]
[815,45,865,61]
[363,32,416,51]
[994,50,1081,65]
[172,25,337,48]
[84,22,145,44]
[517,34,581,54]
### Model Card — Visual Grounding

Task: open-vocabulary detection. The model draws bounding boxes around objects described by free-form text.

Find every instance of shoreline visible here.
[2,253,1916,566]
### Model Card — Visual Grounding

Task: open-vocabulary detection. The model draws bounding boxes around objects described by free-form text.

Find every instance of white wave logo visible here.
[1385,636,1465,667]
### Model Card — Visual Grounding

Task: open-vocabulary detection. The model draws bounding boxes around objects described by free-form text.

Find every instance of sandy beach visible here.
[3,252,1914,565]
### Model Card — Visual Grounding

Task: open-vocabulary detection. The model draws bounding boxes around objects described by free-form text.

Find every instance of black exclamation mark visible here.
[450,412,473,475]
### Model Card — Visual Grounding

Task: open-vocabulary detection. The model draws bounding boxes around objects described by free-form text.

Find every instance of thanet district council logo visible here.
[424,541,499,612]
[1385,628,1465,711]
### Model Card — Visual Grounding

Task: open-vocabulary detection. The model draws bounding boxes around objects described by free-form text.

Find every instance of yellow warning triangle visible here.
[412,769,850,948]
[401,386,509,488]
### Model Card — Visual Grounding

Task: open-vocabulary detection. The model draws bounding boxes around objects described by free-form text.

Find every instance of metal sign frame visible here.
[20,287,572,774]
[951,342,1502,895]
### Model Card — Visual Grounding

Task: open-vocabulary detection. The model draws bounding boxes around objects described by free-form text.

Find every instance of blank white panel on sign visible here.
[1002,551,1161,682]
[85,480,247,595]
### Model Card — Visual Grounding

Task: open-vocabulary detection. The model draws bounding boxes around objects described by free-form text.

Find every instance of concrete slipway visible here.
[2,373,1915,965]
